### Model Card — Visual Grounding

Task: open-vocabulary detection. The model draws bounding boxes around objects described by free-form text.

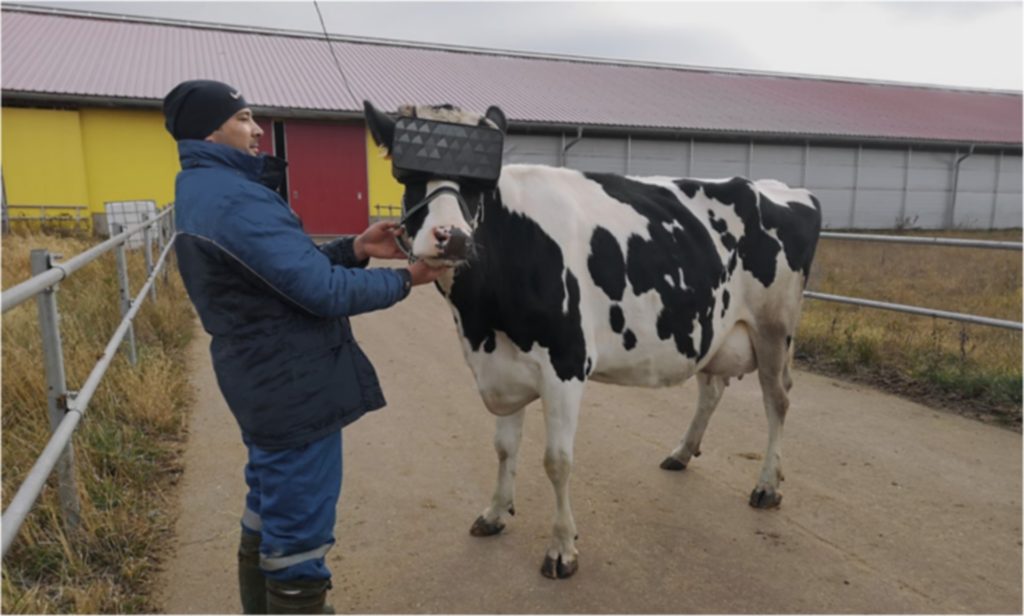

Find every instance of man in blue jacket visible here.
[163,79,446,614]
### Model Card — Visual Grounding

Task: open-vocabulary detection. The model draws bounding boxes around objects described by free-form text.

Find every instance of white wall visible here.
[504,132,1022,229]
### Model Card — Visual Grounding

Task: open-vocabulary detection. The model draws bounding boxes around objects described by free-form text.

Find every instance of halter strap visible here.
[394,185,479,262]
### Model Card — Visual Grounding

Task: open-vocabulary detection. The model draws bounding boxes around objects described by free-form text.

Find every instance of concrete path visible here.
[157,265,1022,614]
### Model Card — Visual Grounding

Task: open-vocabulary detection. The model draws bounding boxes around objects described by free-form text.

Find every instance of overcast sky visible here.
[21,0,1023,91]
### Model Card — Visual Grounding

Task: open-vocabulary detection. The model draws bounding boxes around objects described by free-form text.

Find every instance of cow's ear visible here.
[485,106,508,133]
[363,100,396,154]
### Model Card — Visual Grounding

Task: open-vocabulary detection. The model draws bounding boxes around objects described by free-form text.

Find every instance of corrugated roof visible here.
[2,6,1021,146]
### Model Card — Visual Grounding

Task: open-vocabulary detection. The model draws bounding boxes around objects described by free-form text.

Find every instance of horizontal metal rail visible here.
[5,205,88,211]
[1,207,173,314]
[820,232,1022,251]
[0,232,176,559]
[811,232,1022,330]
[804,291,1022,331]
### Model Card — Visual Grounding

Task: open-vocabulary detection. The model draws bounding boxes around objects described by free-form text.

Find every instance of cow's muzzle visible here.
[395,185,478,263]
[434,226,472,261]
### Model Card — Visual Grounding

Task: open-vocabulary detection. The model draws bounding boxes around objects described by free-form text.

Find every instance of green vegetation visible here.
[2,231,194,613]
[798,229,1022,427]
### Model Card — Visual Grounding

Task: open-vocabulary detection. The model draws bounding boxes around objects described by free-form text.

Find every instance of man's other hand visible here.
[407,261,450,286]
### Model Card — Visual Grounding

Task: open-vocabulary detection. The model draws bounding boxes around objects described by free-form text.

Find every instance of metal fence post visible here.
[160,212,171,284]
[112,223,138,366]
[29,249,82,534]
[143,214,156,301]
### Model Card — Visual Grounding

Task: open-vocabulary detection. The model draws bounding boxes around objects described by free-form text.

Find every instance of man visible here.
[163,79,446,614]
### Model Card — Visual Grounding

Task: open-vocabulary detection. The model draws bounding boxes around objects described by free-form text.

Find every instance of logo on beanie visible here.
[230,91,241,100]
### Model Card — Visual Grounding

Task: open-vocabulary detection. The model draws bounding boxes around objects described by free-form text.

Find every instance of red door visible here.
[284,121,368,235]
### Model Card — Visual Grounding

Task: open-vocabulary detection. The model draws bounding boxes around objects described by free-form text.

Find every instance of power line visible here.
[312,0,359,107]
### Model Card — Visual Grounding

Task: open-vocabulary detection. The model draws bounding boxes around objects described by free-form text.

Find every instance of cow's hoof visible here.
[469,516,505,537]
[541,554,578,579]
[748,487,783,509]
[660,457,686,471]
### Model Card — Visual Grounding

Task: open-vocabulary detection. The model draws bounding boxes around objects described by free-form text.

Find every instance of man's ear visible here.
[363,100,396,154]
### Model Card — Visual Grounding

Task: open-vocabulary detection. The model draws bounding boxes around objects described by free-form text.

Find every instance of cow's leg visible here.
[660,373,727,471]
[750,330,790,509]
[470,408,526,537]
[539,381,583,579]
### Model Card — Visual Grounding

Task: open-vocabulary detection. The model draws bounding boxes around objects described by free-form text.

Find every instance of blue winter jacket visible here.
[173,140,412,450]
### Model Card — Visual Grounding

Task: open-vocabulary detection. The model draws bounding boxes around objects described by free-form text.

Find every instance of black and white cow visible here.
[365,102,822,579]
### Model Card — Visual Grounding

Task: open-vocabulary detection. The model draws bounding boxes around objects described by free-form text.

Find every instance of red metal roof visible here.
[2,6,1021,146]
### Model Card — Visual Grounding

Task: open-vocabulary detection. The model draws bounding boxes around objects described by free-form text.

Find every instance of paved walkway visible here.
[158,275,1022,614]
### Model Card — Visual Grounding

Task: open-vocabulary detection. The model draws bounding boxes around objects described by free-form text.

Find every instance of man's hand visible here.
[407,260,450,286]
[353,221,406,261]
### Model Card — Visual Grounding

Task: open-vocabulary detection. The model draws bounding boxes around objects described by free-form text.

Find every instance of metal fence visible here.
[805,232,1023,331]
[3,205,90,234]
[372,203,402,221]
[0,206,177,560]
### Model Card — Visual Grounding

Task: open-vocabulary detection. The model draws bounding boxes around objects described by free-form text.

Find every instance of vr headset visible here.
[389,116,504,187]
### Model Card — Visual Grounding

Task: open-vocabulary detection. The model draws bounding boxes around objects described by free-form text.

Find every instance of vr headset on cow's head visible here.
[364,101,507,189]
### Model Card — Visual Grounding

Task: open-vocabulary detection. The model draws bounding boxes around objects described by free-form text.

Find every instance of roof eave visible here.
[3,91,1019,151]
[509,120,1023,151]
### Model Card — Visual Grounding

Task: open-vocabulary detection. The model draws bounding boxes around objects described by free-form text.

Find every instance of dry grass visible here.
[798,229,1022,427]
[2,230,195,613]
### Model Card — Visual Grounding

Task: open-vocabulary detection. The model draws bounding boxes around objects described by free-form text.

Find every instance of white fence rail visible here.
[1,206,176,560]
[805,232,1022,331]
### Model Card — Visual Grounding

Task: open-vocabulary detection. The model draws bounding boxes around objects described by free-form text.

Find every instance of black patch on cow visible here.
[678,177,821,286]
[585,357,593,376]
[484,332,496,353]
[584,173,725,360]
[448,190,588,382]
[588,227,627,301]
[622,329,637,350]
[609,305,625,333]
[764,198,822,280]
[707,210,737,251]
[722,289,730,317]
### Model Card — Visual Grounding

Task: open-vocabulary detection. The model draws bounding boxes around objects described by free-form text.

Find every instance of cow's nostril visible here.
[433,228,450,243]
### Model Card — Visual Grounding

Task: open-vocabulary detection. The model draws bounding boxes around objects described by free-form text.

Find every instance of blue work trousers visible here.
[240,430,342,582]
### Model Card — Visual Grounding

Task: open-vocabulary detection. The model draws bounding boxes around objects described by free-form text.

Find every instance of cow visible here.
[364,101,823,579]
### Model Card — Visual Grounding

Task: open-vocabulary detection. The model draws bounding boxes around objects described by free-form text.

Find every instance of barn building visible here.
[2,4,1021,235]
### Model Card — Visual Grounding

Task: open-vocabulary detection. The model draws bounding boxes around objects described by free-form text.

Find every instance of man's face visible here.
[206,108,263,156]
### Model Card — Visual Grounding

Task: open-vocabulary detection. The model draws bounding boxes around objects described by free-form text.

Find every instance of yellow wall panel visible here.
[79,108,179,216]
[365,127,404,218]
[1,107,90,211]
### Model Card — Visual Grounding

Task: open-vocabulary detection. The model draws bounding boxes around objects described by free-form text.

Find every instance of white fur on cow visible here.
[365,101,822,579]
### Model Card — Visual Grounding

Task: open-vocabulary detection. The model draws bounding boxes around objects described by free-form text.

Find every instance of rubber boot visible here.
[266,578,332,614]
[238,531,267,614]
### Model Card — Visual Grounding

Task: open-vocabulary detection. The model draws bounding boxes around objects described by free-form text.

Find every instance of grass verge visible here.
[798,229,1022,428]
[2,230,195,613]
